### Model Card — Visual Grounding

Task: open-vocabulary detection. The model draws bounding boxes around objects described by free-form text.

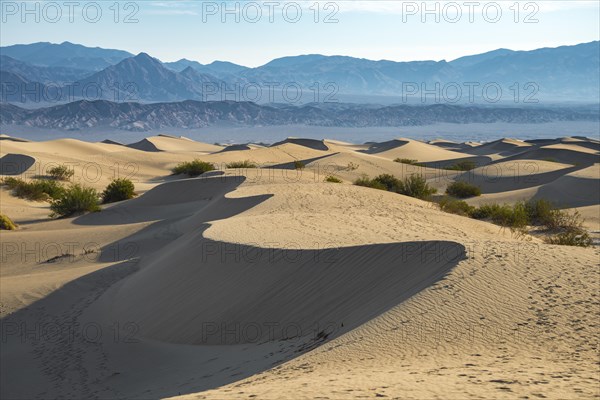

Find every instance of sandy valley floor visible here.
[0,134,598,399]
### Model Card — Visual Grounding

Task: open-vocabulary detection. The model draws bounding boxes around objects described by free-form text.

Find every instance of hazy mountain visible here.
[2,100,597,132]
[0,55,91,84]
[450,49,515,68]
[0,41,132,70]
[66,53,221,102]
[3,41,599,104]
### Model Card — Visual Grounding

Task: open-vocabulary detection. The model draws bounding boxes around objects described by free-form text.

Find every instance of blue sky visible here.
[1,1,599,67]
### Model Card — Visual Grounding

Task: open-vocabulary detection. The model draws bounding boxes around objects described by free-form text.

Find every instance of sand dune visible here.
[0,135,598,400]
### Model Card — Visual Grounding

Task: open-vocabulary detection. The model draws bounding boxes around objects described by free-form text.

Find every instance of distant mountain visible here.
[2,41,599,104]
[450,49,515,68]
[0,42,132,70]
[65,53,222,102]
[0,55,91,84]
[2,100,597,132]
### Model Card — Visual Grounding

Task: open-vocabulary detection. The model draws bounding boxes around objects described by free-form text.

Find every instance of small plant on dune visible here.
[50,184,100,218]
[353,173,436,200]
[0,213,17,230]
[226,160,258,169]
[172,160,215,177]
[101,178,135,204]
[436,197,475,217]
[293,160,305,170]
[394,158,420,165]
[545,230,592,247]
[396,175,437,200]
[444,160,477,171]
[1,177,64,201]
[446,181,481,198]
[324,175,342,183]
[346,162,359,171]
[47,165,75,181]
[354,175,387,191]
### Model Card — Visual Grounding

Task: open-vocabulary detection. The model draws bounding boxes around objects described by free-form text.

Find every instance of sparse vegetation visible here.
[346,162,359,171]
[172,160,215,177]
[396,175,437,200]
[101,178,135,204]
[446,181,481,198]
[436,197,475,217]
[443,160,477,171]
[294,160,305,170]
[226,160,258,169]
[50,184,101,218]
[1,177,64,201]
[353,174,436,200]
[394,158,419,165]
[325,175,342,183]
[47,165,75,181]
[436,197,592,246]
[0,213,17,230]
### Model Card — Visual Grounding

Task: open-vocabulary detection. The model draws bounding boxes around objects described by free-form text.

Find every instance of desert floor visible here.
[1,134,599,399]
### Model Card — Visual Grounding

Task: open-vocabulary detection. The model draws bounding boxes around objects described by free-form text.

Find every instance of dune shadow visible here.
[0,153,36,175]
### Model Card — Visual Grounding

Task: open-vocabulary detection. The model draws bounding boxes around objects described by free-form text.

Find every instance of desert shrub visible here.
[397,175,437,200]
[524,199,555,227]
[545,230,592,247]
[101,178,135,204]
[1,177,64,201]
[446,181,481,198]
[47,165,74,180]
[172,160,215,177]
[444,160,477,171]
[0,213,17,230]
[372,174,402,192]
[293,160,305,170]
[354,175,386,191]
[226,160,258,169]
[394,158,419,165]
[437,197,475,216]
[50,184,100,218]
[471,202,528,231]
[346,162,359,171]
[325,175,342,183]
[353,174,436,200]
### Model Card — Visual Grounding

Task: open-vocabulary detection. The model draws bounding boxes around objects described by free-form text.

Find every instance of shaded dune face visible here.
[114,238,465,345]
[0,153,35,175]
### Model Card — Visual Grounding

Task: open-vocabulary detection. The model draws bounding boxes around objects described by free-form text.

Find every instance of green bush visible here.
[226,160,258,169]
[353,174,436,200]
[437,197,475,216]
[444,160,477,171]
[354,175,386,191]
[0,213,17,230]
[293,160,305,170]
[471,202,528,232]
[394,158,419,165]
[172,160,215,177]
[372,174,402,192]
[50,184,101,218]
[396,175,437,200]
[545,230,592,247]
[101,178,135,204]
[446,181,481,198]
[47,165,74,180]
[1,177,64,201]
[325,175,342,183]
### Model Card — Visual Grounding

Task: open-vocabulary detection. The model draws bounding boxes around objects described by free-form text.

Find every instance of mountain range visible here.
[1,41,599,105]
[2,100,597,132]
